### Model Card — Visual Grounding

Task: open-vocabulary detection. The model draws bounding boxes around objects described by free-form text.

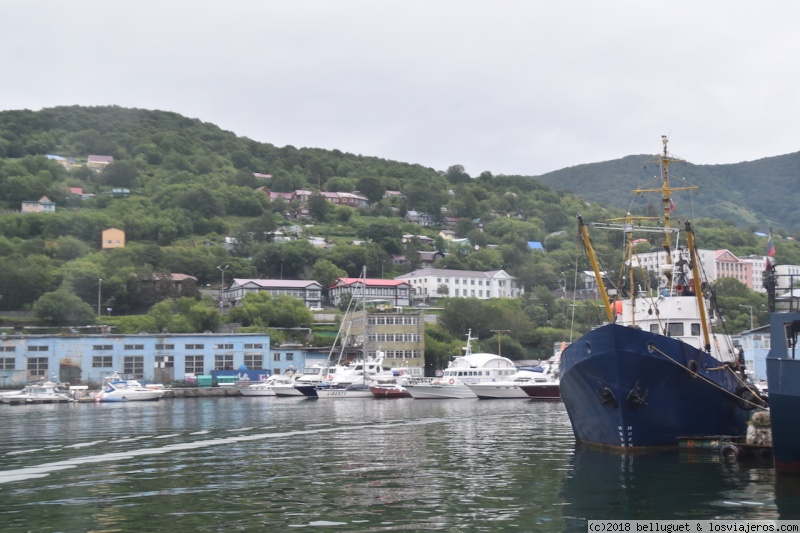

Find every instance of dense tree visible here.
[147,297,220,333]
[356,176,385,204]
[445,164,471,184]
[101,160,139,188]
[33,289,97,326]
[308,192,331,222]
[226,292,312,328]
[310,259,347,294]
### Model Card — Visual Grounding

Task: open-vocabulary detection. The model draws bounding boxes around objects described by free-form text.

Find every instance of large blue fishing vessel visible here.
[560,137,765,449]
[765,264,800,472]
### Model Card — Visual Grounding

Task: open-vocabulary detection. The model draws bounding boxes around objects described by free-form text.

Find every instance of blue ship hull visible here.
[560,324,751,449]
[766,311,800,472]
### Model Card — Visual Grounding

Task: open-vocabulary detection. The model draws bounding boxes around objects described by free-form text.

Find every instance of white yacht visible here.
[95,373,166,402]
[0,381,72,405]
[404,331,517,399]
[466,370,550,399]
[275,363,328,397]
[239,372,299,397]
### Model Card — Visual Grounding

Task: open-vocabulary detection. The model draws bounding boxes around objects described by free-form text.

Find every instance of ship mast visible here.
[635,135,697,279]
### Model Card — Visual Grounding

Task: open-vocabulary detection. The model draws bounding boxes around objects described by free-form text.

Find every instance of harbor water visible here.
[1,397,799,532]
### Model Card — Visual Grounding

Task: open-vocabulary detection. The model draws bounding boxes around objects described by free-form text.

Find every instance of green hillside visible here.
[0,105,796,352]
[533,152,800,232]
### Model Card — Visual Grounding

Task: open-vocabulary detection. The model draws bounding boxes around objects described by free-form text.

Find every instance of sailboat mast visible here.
[361,265,368,364]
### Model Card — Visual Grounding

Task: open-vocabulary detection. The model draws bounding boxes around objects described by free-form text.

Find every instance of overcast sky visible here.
[3,1,799,177]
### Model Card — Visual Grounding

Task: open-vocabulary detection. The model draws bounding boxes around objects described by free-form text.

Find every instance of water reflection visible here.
[561,446,781,529]
[0,398,791,531]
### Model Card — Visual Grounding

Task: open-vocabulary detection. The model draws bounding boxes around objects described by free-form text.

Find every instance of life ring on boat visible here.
[448,378,455,385]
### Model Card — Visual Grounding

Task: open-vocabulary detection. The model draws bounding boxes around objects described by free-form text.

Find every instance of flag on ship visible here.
[766,228,776,257]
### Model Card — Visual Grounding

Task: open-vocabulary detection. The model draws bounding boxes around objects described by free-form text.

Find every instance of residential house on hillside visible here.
[321,191,369,208]
[46,154,71,170]
[405,211,436,226]
[439,229,456,240]
[258,188,368,209]
[87,154,113,170]
[223,236,237,251]
[260,189,293,202]
[402,234,435,246]
[225,279,323,309]
[396,268,523,302]
[328,278,412,307]
[418,250,446,267]
[102,227,125,249]
[21,196,55,213]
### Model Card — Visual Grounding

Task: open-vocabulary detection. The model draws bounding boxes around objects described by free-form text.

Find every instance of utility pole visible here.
[217,265,229,315]
[97,278,102,316]
[491,329,510,356]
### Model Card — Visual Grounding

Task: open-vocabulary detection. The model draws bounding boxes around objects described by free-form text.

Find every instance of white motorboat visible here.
[467,350,562,399]
[466,370,552,399]
[0,381,72,405]
[316,382,375,398]
[275,363,328,397]
[95,373,166,402]
[518,375,560,400]
[239,372,298,397]
[316,357,390,399]
[404,330,517,399]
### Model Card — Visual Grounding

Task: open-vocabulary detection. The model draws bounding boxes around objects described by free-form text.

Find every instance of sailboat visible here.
[316,267,386,399]
[559,136,765,449]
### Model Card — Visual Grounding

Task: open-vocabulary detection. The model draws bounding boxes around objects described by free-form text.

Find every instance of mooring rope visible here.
[648,343,767,411]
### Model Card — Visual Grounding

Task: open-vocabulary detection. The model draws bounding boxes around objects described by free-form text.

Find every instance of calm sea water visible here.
[1,397,799,532]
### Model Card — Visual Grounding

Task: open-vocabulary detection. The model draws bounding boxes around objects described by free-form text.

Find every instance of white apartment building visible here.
[775,264,800,291]
[396,268,523,302]
[629,248,718,280]
[629,248,797,293]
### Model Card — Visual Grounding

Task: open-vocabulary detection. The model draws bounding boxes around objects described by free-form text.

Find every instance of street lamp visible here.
[739,304,754,330]
[217,265,230,315]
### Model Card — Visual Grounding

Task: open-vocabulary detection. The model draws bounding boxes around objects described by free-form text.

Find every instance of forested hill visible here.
[1,105,799,346]
[532,150,800,233]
